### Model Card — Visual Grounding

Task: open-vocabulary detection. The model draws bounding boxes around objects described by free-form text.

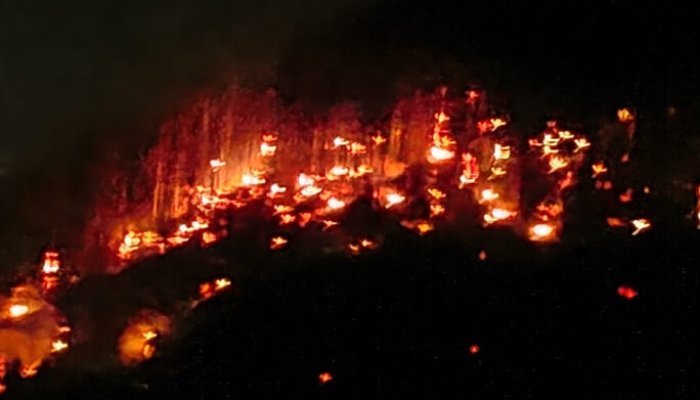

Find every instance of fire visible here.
[332,136,349,148]
[479,188,500,203]
[279,214,297,225]
[298,212,312,228]
[606,217,626,228]
[348,238,378,255]
[319,371,333,384]
[8,304,29,318]
[617,286,638,300]
[384,192,406,209]
[326,197,346,210]
[41,251,60,274]
[349,142,367,155]
[371,134,387,146]
[270,236,289,250]
[558,130,575,140]
[215,278,231,291]
[619,188,633,203]
[268,183,287,197]
[209,159,226,169]
[118,310,171,366]
[493,144,511,160]
[321,220,339,231]
[573,137,591,152]
[201,231,218,246]
[427,188,446,200]
[489,166,507,178]
[631,218,651,236]
[242,172,266,186]
[50,340,69,353]
[528,223,556,242]
[430,203,446,218]
[328,165,350,179]
[547,156,568,174]
[617,108,635,123]
[483,208,517,225]
[591,162,608,178]
[400,220,435,236]
[468,344,480,354]
[260,142,277,157]
[428,146,455,163]
[297,173,315,187]
[273,205,294,215]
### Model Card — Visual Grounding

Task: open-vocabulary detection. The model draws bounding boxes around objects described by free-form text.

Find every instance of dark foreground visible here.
[3,200,697,400]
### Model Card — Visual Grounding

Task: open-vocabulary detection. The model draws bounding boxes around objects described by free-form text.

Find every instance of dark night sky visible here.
[0,0,698,168]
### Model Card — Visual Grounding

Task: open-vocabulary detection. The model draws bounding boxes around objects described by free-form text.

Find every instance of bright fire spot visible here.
[618,286,638,300]
[428,146,455,163]
[321,220,339,231]
[619,188,633,203]
[401,220,435,236]
[493,143,511,160]
[558,130,575,140]
[201,231,218,246]
[528,223,556,242]
[319,372,333,384]
[547,156,569,174]
[41,251,61,274]
[19,364,39,378]
[209,159,226,169]
[328,165,350,179]
[469,344,480,354]
[478,250,487,261]
[268,183,287,197]
[631,218,651,236]
[260,142,277,157]
[430,203,446,218]
[332,136,349,148]
[8,304,29,318]
[489,166,507,177]
[297,173,315,187]
[242,173,266,186]
[479,188,500,203]
[427,188,446,200]
[273,205,294,215]
[542,133,561,147]
[299,185,323,198]
[279,214,297,225]
[215,278,232,291]
[118,311,171,366]
[591,162,608,178]
[617,108,635,123]
[349,142,367,154]
[326,197,346,210]
[298,212,312,228]
[483,208,517,224]
[574,137,591,152]
[371,134,387,146]
[270,236,289,250]
[50,340,69,354]
[384,192,406,209]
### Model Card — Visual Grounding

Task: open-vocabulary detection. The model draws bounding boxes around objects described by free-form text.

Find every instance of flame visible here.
[201,231,218,246]
[279,214,297,225]
[493,144,511,160]
[349,142,367,155]
[270,236,289,250]
[592,162,608,178]
[558,130,575,140]
[427,188,446,200]
[350,164,373,178]
[430,203,446,218]
[327,165,350,179]
[483,208,517,225]
[215,278,231,291]
[273,205,294,215]
[371,134,387,146]
[428,146,455,163]
[573,137,591,152]
[547,156,568,174]
[319,372,333,384]
[321,220,339,231]
[118,310,171,366]
[332,136,349,148]
[49,340,69,354]
[631,218,651,236]
[268,183,287,197]
[479,188,500,203]
[617,286,638,300]
[8,304,29,318]
[41,251,60,275]
[209,159,226,169]
[384,192,406,209]
[617,108,634,123]
[297,173,315,187]
[326,197,346,210]
[260,142,277,157]
[619,188,633,203]
[528,223,556,242]
[400,220,434,235]
[298,212,312,228]
[606,217,626,228]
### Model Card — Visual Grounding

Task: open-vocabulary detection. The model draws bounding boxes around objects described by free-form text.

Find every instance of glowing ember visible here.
[427,188,446,200]
[50,340,69,353]
[384,192,406,209]
[349,142,367,154]
[268,183,287,197]
[478,250,487,261]
[428,146,455,163]
[547,156,569,174]
[468,344,480,354]
[201,231,218,246]
[619,188,633,203]
[260,142,277,157]
[401,220,435,236]
[319,372,333,384]
[528,223,556,242]
[493,144,511,160]
[242,173,266,186]
[321,220,339,231]
[299,185,323,198]
[328,165,350,179]
[558,130,575,140]
[8,304,29,318]
[489,166,507,178]
[483,208,517,224]
[617,286,638,300]
[591,162,608,178]
[41,251,60,274]
[279,214,297,225]
[298,212,312,228]
[297,173,315,187]
[631,218,651,236]
[332,136,349,148]
[118,310,171,366]
[326,197,346,210]
[573,137,591,152]
[430,203,446,218]
[214,278,232,291]
[479,188,500,203]
[273,205,294,215]
[617,108,635,123]
[209,159,226,169]
[270,236,289,250]
[371,134,387,146]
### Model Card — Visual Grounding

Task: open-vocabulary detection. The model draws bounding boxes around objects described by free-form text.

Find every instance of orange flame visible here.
[270,236,289,250]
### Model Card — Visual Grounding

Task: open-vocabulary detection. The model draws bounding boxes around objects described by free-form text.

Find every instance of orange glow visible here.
[430,203,446,218]
[270,236,289,250]
[542,133,560,147]
[479,188,499,203]
[528,223,556,242]
[478,250,487,261]
[618,286,638,300]
[201,231,218,246]
[384,192,406,209]
[298,212,312,228]
[297,173,315,187]
[319,372,333,384]
[299,185,323,198]
[469,344,480,354]
[401,219,435,236]
[435,111,450,125]
[619,188,633,203]
[279,214,297,225]
[428,146,455,163]
[118,311,171,366]
[547,156,569,174]
[268,183,287,197]
[573,137,591,152]
[617,108,634,123]
[19,364,39,378]
[50,340,69,354]
[332,136,349,148]
[242,173,266,186]
[558,130,575,140]
[493,144,511,160]
[209,159,226,169]
[592,162,608,178]
[606,217,626,228]
[631,218,651,236]
[8,303,29,318]
[483,208,517,225]
[427,188,446,200]
[349,142,367,155]
[371,134,387,146]
[273,205,294,215]
[215,278,232,291]
[328,165,350,179]
[326,197,346,210]
[260,142,277,157]
[321,220,339,231]
[41,251,60,274]
[350,164,373,178]
[489,166,507,177]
